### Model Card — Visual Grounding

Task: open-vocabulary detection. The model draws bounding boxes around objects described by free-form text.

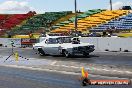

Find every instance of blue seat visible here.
[91,13,132,31]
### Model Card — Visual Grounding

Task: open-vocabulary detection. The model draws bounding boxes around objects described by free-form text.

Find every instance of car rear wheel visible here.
[64,50,70,58]
[38,48,45,56]
[83,53,89,57]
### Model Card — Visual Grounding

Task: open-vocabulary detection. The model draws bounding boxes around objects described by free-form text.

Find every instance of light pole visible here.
[74,0,78,36]
[110,0,112,10]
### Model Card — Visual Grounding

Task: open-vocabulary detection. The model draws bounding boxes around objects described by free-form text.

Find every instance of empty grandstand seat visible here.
[91,11,132,32]
[12,11,72,34]
[0,11,36,36]
[51,9,104,33]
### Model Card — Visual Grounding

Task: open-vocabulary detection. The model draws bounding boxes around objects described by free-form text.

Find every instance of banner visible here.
[21,38,36,45]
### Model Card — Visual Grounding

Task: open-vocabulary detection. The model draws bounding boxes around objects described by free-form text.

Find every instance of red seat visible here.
[0,11,35,36]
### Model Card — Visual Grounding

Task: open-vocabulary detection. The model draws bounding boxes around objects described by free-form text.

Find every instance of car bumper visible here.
[72,46,95,54]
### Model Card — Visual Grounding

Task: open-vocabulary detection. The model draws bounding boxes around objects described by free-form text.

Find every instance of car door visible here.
[48,43,61,55]
[44,38,60,55]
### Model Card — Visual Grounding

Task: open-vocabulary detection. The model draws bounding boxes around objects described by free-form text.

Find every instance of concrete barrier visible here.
[0,37,132,52]
[0,38,21,47]
[80,37,132,52]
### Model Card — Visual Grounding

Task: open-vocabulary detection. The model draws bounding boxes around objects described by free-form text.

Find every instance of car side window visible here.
[57,38,62,44]
[48,38,58,44]
[72,38,80,44]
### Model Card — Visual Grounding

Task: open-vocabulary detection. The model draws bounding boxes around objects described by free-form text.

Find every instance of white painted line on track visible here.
[89,74,128,79]
[86,67,132,74]
[51,64,132,74]
[0,65,80,75]
[50,61,57,65]
[51,64,80,69]
[89,68,132,74]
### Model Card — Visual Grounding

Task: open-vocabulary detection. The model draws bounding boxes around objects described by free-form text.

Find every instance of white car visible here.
[33,36,95,57]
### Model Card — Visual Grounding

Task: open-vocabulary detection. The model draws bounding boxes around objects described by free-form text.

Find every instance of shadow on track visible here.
[37,54,99,63]
[50,54,99,58]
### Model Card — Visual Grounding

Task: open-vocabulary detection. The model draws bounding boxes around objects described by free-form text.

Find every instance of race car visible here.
[33,36,95,57]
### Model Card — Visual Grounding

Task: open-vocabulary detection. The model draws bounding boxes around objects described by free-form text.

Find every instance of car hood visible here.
[33,41,45,47]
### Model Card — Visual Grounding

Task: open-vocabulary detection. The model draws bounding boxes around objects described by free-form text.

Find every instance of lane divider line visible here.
[51,64,132,74]
[50,61,57,65]
[0,65,80,75]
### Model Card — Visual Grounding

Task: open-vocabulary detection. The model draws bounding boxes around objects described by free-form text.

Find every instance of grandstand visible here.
[12,11,73,35]
[51,10,130,33]
[51,9,104,33]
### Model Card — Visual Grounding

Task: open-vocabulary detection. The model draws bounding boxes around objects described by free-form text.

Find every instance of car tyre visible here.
[64,50,70,58]
[38,48,45,56]
[83,53,89,57]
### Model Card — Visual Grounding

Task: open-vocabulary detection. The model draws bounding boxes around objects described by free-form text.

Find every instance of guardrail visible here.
[0,38,37,48]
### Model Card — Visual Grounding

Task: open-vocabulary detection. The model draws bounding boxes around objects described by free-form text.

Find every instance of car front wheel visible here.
[38,48,45,56]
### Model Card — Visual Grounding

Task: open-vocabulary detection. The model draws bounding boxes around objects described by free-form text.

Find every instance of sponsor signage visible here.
[81,67,131,86]
[21,39,36,44]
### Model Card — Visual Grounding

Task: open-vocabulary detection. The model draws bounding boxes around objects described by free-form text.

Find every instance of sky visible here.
[0,0,131,14]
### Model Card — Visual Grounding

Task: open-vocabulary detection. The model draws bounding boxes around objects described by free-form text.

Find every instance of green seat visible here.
[56,23,65,26]
[68,17,75,22]
[12,11,72,34]
[60,21,70,24]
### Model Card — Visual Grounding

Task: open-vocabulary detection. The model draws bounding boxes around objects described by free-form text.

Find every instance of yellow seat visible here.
[52,10,129,33]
